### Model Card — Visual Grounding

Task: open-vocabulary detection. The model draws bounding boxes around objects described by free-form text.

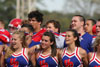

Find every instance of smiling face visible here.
[41,35,53,50]
[71,16,82,30]
[65,31,77,45]
[11,34,22,49]
[71,16,85,32]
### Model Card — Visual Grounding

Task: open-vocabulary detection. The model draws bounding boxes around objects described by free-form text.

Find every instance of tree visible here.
[0,0,16,27]
[16,0,37,19]
[63,0,100,16]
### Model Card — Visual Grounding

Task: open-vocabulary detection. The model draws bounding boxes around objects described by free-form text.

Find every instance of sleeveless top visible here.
[36,51,58,67]
[62,47,82,67]
[89,53,100,67]
[6,48,29,67]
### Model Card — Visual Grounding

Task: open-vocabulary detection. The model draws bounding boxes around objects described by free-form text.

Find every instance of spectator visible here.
[21,24,40,48]
[61,29,88,67]
[85,19,96,35]
[46,20,65,48]
[31,31,62,66]
[0,31,38,67]
[28,10,46,43]
[8,18,22,35]
[71,15,93,53]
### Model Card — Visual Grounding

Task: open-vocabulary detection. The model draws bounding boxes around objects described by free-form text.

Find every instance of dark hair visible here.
[97,19,100,21]
[21,20,29,25]
[66,29,80,47]
[87,19,96,25]
[42,31,57,57]
[28,10,43,24]
[46,20,61,33]
[74,15,85,25]
[21,24,34,32]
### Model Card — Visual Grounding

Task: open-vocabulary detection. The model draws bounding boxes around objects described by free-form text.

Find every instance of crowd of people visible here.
[0,10,100,67]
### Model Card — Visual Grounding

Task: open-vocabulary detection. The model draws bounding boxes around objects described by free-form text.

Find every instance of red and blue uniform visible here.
[32,28,46,42]
[36,51,58,67]
[89,53,100,67]
[64,33,93,53]
[29,28,46,48]
[62,47,82,67]
[6,48,29,67]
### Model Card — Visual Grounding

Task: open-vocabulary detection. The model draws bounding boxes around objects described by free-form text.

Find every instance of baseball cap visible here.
[8,18,22,29]
[0,28,10,43]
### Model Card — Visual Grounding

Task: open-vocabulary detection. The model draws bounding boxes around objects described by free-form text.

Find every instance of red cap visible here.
[8,18,22,29]
[0,29,10,43]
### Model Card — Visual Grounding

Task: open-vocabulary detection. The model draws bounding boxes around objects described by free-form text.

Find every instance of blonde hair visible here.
[4,47,14,59]
[13,30,27,48]
[93,36,100,52]
[5,30,27,59]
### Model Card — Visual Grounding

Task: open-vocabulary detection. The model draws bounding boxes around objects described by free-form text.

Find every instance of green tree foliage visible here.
[40,10,100,32]
[0,0,16,28]
[0,0,100,32]
[41,10,72,32]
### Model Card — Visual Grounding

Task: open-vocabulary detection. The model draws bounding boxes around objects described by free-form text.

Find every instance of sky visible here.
[36,0,65,12]
[35,0,100,16]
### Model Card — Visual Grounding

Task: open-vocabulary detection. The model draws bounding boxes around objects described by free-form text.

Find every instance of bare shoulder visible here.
[79,47,86,54]
[88,52,94,59]
[79,47,87,57]
[88,52,93,56]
